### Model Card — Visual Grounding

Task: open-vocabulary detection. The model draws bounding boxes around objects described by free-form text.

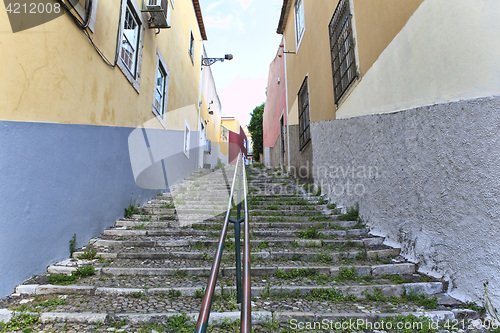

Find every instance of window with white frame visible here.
[188,31,195,64]
[121,5,139,74]
[117,0,144,92]
[152,51,169,125]
[295,0,305,46]
[183,122,191,158]
[298,77,310,150]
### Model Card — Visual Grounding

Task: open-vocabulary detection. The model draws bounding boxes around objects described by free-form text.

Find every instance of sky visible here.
[198,0,284,126]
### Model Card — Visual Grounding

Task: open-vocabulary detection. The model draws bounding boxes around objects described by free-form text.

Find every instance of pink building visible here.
[263,38,287,168]
[228,126,248,164]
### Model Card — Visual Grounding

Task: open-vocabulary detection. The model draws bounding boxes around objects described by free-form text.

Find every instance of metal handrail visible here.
[195,153,251,333]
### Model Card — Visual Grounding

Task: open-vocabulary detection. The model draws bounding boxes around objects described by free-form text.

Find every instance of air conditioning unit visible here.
[145,0,170,29]
[146,0,162,10]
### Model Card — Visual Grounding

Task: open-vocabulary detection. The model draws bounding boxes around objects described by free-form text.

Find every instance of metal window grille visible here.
[329,0,358,103]
[298,77,310,150]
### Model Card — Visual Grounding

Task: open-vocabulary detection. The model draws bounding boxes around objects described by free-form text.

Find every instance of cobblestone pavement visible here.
[0,165,493,332]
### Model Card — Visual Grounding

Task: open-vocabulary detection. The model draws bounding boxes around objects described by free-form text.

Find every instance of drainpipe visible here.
[283,38,291,173]
[197,53,204,170]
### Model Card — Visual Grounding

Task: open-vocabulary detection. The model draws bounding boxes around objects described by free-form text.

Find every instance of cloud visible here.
[205,0,224,12]
[239,0,254,10]
[204,15,233,29]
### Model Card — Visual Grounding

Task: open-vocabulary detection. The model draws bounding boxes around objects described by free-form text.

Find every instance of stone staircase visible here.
[0,165,486,332]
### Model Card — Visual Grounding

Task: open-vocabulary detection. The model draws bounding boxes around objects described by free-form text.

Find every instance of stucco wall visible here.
[288,125,313,182]
[311,96,500,308]
[268,134,282,168]
[352,0,423,76]
[0,0,204,131]
[282,0,337,123]
[337,0,500,119]
[263,41,286,148]
[0,121,198,297]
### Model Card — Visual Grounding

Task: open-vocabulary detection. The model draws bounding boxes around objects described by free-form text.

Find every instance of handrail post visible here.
[240,153,252,332]
[234,156,243,304]
[195,153,251,333]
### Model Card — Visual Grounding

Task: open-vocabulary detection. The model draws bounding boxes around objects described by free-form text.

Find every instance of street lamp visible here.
[201,54,233,66]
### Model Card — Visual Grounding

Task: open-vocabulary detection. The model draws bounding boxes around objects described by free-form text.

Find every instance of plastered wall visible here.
[336,0,500,119]
[312,96,500,309]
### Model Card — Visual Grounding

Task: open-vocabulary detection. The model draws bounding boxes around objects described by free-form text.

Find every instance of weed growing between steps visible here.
[8,296,67,313]
[124,196,141,218]
[78,246,98,260]
[337,203,360,221]
[69,233,77,256]
[274,268,331,283]
[0,312,40,332]
[160,202,175,209]
[48,266,96,285]
[362,288,438,309]
[298,226,325,239]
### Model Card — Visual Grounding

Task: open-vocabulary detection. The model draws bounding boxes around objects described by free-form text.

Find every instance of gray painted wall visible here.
[311,96,500,308]
[288,124,313,182]
[0,121,198,297]
[268,134,282,168]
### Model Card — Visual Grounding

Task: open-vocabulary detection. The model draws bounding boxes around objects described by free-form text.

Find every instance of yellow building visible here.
[0,0,226,297]
[272,0,500,311]
[276,0,423,178]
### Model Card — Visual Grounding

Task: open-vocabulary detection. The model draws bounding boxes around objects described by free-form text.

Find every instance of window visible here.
[221,126,229,142]
[298,77,310,150]
[117,0,145,92]
[184,122,191,158]
[294,0,305,46]
[152,51,170,126]
[329,0,358,103]
[121,5,140,75]
[188,31,195,64]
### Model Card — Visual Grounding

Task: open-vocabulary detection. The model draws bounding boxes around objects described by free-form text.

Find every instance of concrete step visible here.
[0,308,477,332]
[190,220,358,229]
[18,263,419,296]
[91,236,385,250]
[14,281,443,300]
[101,225,369,238]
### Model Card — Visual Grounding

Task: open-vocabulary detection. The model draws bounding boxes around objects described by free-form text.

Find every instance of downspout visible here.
[197,56,204,170]
[283,38,291,173]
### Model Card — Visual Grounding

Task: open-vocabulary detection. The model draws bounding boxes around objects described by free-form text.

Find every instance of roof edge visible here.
[192,0,208,40]
[277,0,292,34]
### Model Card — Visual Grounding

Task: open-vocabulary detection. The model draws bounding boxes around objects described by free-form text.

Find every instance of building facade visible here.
[221,117,248,164]
[0,0,224,296]
[263,38,287,168]
[269,0,500,308]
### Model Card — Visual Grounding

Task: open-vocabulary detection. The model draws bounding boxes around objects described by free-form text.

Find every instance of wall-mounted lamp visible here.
[202,54,233,66]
